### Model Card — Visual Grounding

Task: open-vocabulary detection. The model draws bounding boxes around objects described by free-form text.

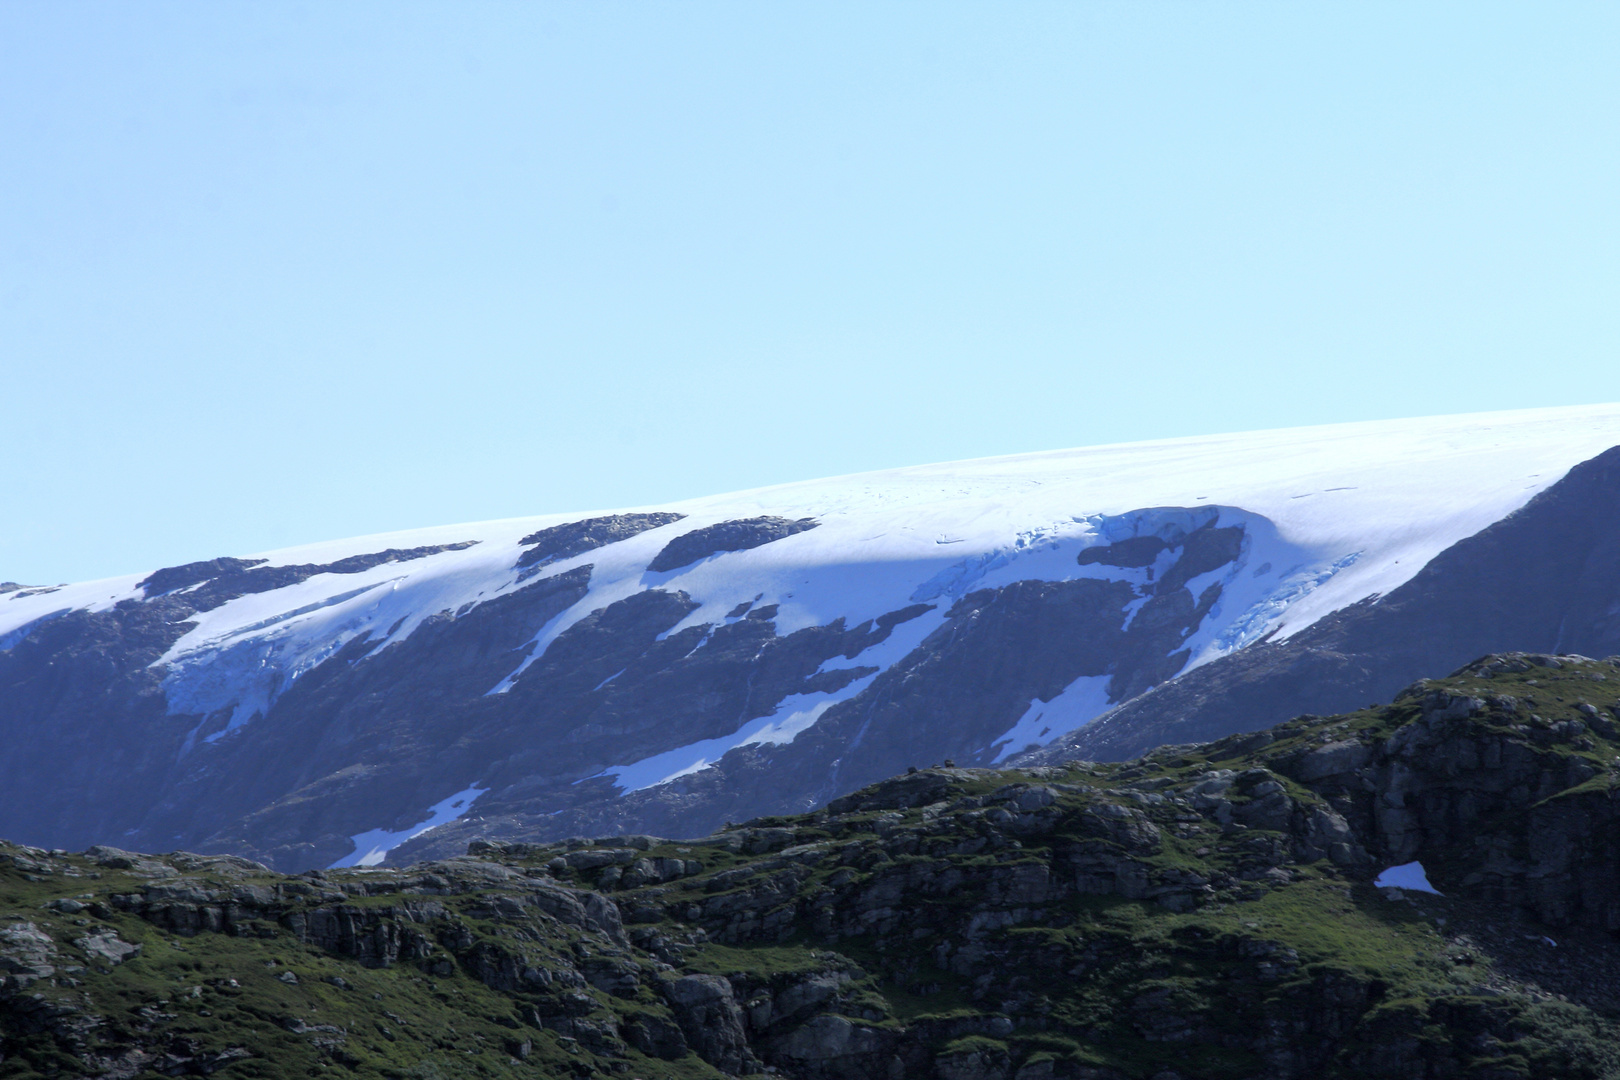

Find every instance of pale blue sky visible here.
[4,2,1617,585]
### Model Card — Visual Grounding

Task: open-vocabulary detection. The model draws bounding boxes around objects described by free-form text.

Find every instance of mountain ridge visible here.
[4,405,1620,870]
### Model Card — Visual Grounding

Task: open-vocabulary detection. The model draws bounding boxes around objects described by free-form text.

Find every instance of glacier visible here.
[7,402,1620,788]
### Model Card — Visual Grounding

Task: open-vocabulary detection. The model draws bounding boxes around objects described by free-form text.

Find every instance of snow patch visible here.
[1374,861,1443,895]
[911,550,1022,604]
[328,785,488,869]
[992,675,1115,762]
[596,603,947,793]
[598,687,864,794]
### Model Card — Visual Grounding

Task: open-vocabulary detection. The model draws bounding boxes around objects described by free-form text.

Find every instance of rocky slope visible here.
[7,653,1620,1080]
[1021,443,1620,765]
[4,408,1620,872]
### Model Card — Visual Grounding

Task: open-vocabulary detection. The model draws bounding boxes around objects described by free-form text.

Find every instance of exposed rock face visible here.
[647,516,821,573]
[75,929,140,968]
[0,595,207,853]
[662,974,760,1075]
[0,540,484,856]
[8,656,1620,1080]
[0,923,57,990]
[1027,445,1620,763]
[138,542,482,608]
[515,512,687,571]
[137,556,269,597]
[1267,655,1620,933]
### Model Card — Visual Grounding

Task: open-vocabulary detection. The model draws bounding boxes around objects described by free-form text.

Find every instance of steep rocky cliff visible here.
[7,653,1620,1080]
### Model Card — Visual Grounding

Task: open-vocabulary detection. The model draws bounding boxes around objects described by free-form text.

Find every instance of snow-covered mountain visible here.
[5,403,1620,870]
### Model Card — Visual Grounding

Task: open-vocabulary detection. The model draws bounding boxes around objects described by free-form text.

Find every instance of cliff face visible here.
[6,653,1620,1080]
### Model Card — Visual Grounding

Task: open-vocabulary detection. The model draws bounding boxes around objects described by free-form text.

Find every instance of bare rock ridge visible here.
[7,654,1620,1079]
[647,516,822,573]
[137,541,483,609]
[515,512,687,572]
[1023,443,1620,765]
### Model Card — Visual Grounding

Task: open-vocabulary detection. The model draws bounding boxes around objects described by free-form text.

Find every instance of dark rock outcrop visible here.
[648,516,821,573]
[662,974,760,1074]
[137,556,270,597]
[515,512,687,571]
[139,541,482,610]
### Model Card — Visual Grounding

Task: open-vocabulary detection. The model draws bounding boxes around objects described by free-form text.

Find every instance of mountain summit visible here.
[4,404,1620,871]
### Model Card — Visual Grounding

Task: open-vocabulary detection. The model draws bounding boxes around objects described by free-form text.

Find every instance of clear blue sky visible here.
[4,2,1617,585]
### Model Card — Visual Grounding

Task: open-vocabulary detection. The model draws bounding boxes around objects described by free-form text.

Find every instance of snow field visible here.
[6,404,1620,791]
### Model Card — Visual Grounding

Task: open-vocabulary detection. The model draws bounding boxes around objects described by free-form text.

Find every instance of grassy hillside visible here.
[5,653,1620,1080]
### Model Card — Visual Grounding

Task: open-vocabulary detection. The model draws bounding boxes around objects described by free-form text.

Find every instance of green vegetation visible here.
[5,653,1620,1078]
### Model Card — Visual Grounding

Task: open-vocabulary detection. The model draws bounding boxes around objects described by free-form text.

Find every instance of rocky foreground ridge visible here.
[7,653,1620,1080]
